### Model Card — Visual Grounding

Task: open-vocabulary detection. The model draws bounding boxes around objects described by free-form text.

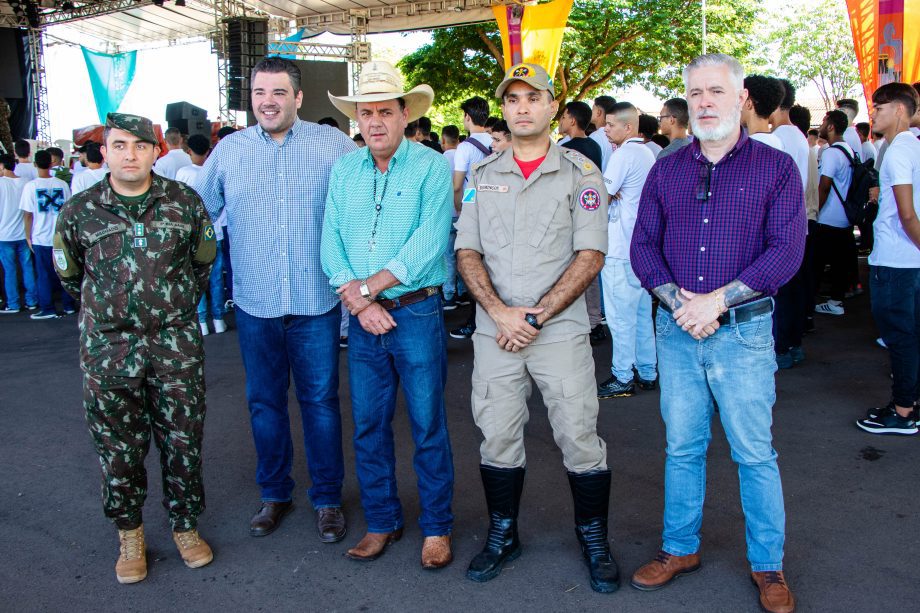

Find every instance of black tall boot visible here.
[466,464,525,583]
[568,469,620,593]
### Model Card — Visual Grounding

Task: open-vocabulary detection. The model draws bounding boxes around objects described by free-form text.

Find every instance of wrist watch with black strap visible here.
[525,313,543,330]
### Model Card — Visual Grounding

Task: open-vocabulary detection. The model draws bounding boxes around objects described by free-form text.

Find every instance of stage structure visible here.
[0,0,512,139]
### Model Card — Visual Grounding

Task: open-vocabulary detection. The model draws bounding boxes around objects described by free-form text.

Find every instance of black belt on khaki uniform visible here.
[659,297,773,325]
[376,286,440,311]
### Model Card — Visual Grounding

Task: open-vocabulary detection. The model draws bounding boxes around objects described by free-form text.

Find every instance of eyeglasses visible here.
[696,163,713,202]
[658,114,674,122]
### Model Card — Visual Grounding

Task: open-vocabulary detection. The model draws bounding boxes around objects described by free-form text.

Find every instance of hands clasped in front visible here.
[673,289,725,340]
[493,306,544,353]
[337,280,397,336]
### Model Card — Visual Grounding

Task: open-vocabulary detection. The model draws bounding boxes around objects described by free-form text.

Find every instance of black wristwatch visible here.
[525,313,543,330]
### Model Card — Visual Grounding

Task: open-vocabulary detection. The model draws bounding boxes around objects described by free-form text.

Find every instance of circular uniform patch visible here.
[512,66,530,77]
[579,188,601,211]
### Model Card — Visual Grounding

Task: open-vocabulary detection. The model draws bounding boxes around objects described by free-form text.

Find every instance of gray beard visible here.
[690,103,742,142]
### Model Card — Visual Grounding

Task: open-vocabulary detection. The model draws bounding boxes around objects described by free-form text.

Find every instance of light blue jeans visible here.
[0,239,37,310]
[197,242,224,322]
[655,304,785,571]
[442,225,466,301]
[601,257,656,382]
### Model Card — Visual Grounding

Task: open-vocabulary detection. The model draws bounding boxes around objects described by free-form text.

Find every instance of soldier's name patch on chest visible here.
[151,221,192,233]
[89,225,128,243]
[579,188,601,211]
[478,184,509,193]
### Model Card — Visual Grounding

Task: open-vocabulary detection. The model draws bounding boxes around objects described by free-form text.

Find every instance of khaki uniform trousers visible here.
[470,333,607,473]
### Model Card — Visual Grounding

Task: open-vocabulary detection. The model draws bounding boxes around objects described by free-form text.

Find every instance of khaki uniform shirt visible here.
[455,142,608,344]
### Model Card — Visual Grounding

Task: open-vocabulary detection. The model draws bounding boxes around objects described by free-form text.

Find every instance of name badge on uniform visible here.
[133,223,145,237]
[478,184,509,193]
[462,188,477,205]
[133,237,147,248]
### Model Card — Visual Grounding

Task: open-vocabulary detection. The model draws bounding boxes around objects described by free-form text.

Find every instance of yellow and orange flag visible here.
[493,0,574,80]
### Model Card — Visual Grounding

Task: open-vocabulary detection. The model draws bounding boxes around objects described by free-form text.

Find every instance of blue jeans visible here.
[0,239,37,309]
[197,243,225,322]
[870,265,920,407]
[33,245,75,314]
[656,303,785,571]
[442,226,465,300]
[235,304,344,506]
[348,294,454,536]
[601,258,657,382]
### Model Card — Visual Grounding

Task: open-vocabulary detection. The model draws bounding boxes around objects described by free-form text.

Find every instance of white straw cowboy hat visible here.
[328,61,434,123]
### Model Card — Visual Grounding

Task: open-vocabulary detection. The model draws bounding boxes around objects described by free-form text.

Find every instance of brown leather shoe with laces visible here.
[316,507,347,543]
[630,549,701,591]
[115,525,147,584]
[751,570,795,613]
[173,529,214,569]
[421,535,452,570]
[345,528,404,562]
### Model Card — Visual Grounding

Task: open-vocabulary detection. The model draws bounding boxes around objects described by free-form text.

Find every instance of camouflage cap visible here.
[495,63,554,98]
[105,113,158,145]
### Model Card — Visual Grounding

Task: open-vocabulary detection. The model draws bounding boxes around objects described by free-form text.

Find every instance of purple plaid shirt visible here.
[630,129,805,297]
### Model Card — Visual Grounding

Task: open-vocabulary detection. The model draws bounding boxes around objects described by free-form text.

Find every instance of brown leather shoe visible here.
[250,501,294,537]
[421,535,452,570]
[345,528,404,562]
[317,507,347,543]
[751,570,796,613]
[630,549,701,591]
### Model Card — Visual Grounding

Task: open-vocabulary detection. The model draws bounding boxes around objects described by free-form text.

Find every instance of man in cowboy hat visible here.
[196,57,356,544]
[455,63,618,593]
[322,61,456,569]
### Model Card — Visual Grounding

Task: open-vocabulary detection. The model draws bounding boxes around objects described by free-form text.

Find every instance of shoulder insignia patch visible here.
[579,188,601,211]
[462,188,477,205]
[52,248,68,271]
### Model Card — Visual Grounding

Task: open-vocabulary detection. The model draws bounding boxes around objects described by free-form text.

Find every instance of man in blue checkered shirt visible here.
[197,57,356,545]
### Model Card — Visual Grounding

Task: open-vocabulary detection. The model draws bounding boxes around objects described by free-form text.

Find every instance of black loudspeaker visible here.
[165,101,207,121]
[167,118,211,140]
[0,28,24,99]
[225,17,268,112]
[292,60,350,129]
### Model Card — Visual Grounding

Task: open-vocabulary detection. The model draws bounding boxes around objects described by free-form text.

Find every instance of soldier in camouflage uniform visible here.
[53,113,216,584]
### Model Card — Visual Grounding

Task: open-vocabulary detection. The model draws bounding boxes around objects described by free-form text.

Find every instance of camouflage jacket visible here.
[54,173,216,376]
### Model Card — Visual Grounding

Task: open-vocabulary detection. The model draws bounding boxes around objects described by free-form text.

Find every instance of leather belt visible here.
[376,286,440,311]
[659,297,773,325]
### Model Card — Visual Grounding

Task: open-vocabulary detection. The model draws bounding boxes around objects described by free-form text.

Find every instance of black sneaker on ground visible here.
[450,323,475,340]
[442,298,457,311]
[455,293,471,306]
[856,411,918,436]
[637,376,658,391]
[597,375,635,399]
[589,324,608,345]
[865,403,895,421]
[0,307,20,314]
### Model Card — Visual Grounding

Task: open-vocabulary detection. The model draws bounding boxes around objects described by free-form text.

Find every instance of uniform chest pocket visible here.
[87,225,128,260]
[149,221,192,254]
[479,200,511,249]
[528,198,564,249]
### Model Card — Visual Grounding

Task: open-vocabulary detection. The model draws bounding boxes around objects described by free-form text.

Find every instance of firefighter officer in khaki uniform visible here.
[455,64,618,594]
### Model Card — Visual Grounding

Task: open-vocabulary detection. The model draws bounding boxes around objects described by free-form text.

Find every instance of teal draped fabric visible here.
[81,47,138,124]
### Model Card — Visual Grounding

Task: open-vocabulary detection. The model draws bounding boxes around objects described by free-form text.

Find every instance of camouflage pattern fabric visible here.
[84,369,206,531]
[105,112,158,144]
[53,173,215,377]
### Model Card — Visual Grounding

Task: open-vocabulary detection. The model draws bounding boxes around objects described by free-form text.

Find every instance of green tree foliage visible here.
[766,0,860,110]
[399,0,757,121]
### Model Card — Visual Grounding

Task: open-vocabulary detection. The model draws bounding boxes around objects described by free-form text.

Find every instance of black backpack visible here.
[828,144,879,226]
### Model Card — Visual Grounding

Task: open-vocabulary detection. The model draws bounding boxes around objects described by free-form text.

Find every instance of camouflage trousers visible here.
[83,368,206,531]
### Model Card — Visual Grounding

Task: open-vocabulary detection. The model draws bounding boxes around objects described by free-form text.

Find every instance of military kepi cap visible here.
[495,63,554,98]
[105,113,158,145]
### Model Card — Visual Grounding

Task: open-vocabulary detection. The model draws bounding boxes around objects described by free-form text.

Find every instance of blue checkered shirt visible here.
[197,119,357,317]
[321,137,453,299]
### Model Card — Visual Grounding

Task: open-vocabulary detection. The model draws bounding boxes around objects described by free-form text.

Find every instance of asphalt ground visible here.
[1,283,917,613]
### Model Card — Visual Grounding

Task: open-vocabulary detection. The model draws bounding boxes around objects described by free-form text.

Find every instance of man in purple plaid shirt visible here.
[628,54,804,613]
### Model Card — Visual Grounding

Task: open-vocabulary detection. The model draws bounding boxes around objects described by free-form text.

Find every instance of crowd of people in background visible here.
[1,53,920,613]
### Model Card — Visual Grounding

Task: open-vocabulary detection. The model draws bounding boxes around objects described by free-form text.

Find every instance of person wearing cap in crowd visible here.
[176,134,227,336]
[322,60,455,569]
[196,57,357,545]
[71,143,108,195]
[455,62,619,593]
[53,112,217,584]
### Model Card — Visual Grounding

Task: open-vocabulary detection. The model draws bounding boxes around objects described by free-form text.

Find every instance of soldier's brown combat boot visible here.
[751,570,796,613]
[630,549,701,590]
[172,529,214,568]
[115,525,147,584]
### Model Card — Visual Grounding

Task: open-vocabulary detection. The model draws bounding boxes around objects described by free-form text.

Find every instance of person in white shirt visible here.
[590,95,616,172]
[441,124,459,170]
[13,140,37,183]
[770,80,809,189]
[175,134,227,336]
[741,75,785,151]
[856,82,920,436]
[855,122,878,164]
[0,154,37,313]
[153,127,193,180]
[836,98,864,160]
[448,97,492,334]
[18,149,75,319]
[597,101,657,399]
[70,143,108,195]
[813,110,856,317]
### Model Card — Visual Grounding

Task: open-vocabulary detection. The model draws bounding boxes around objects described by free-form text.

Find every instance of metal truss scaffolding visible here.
[27,27,50,142]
